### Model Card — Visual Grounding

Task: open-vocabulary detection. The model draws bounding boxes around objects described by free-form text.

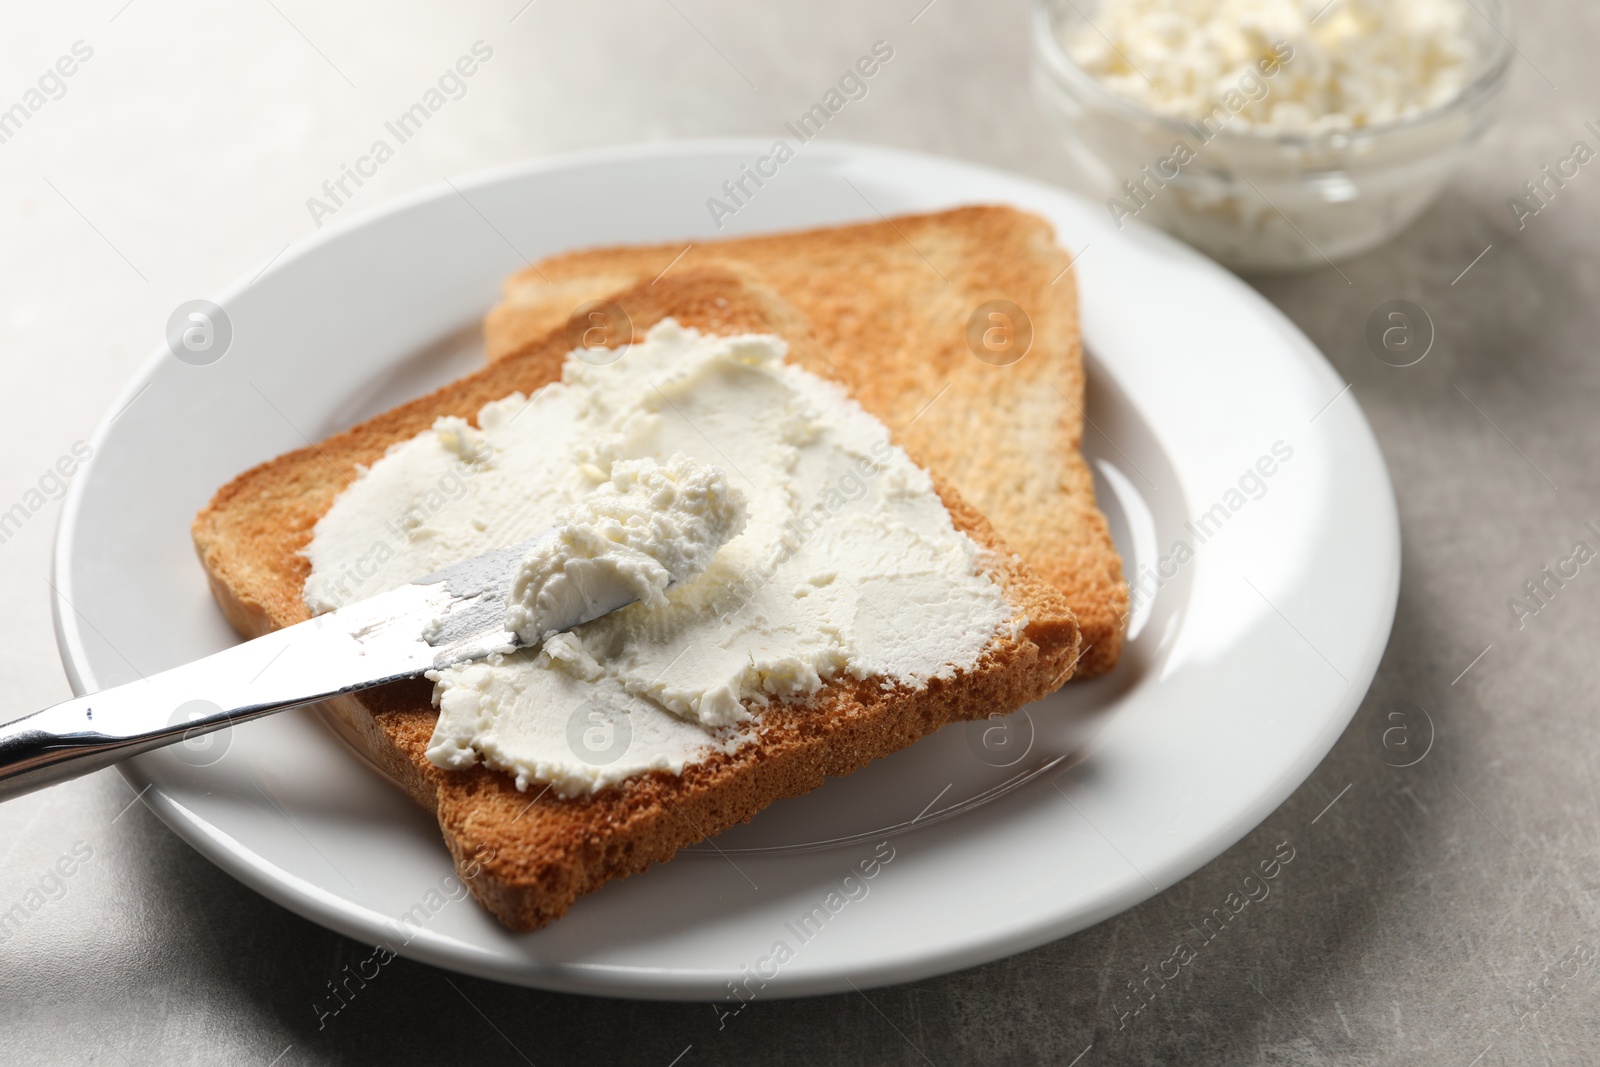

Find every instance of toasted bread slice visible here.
[193,268,1082,931]
[482,206,1127,677]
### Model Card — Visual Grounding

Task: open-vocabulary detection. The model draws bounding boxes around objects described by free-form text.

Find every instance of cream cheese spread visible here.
[504,454,746,645]
[1066,0,1478,133]
[302,320,1015,796]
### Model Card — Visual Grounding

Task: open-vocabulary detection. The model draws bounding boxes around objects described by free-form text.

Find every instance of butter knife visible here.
[0,529,612,802]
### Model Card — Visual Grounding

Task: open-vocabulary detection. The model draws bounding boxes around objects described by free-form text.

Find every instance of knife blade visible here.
[0,527,629,802]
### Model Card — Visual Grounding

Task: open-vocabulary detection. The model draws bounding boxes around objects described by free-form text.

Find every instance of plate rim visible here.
[51,137,1400,999]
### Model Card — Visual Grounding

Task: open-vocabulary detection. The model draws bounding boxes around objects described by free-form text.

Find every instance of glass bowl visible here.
[1031,0,1514,272]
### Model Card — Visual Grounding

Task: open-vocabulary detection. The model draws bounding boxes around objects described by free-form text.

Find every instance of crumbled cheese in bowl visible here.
[1034,0,1508,268]
[1065,0,1481,133]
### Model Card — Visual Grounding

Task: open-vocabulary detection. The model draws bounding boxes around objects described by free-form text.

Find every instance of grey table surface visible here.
[2,1,1597,1064]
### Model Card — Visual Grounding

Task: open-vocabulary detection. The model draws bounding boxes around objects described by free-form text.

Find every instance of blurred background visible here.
[4,1,1600,1064]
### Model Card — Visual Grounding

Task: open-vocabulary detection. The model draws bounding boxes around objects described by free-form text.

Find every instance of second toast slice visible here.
[482,206,1128,678]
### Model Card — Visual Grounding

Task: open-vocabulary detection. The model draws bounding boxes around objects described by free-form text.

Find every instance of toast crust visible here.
[194,268,1082,931]
[482,206,1127,676]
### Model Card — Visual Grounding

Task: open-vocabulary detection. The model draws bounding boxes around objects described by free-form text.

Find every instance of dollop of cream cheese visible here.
[302,320,1015,796]
[505,454,747,644]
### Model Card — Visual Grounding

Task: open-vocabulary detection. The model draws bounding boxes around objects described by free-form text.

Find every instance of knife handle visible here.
[0,689,253,802]
[0,583,446,803]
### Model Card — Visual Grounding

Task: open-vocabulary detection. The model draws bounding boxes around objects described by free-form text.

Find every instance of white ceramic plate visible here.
[53,140,1398,999]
